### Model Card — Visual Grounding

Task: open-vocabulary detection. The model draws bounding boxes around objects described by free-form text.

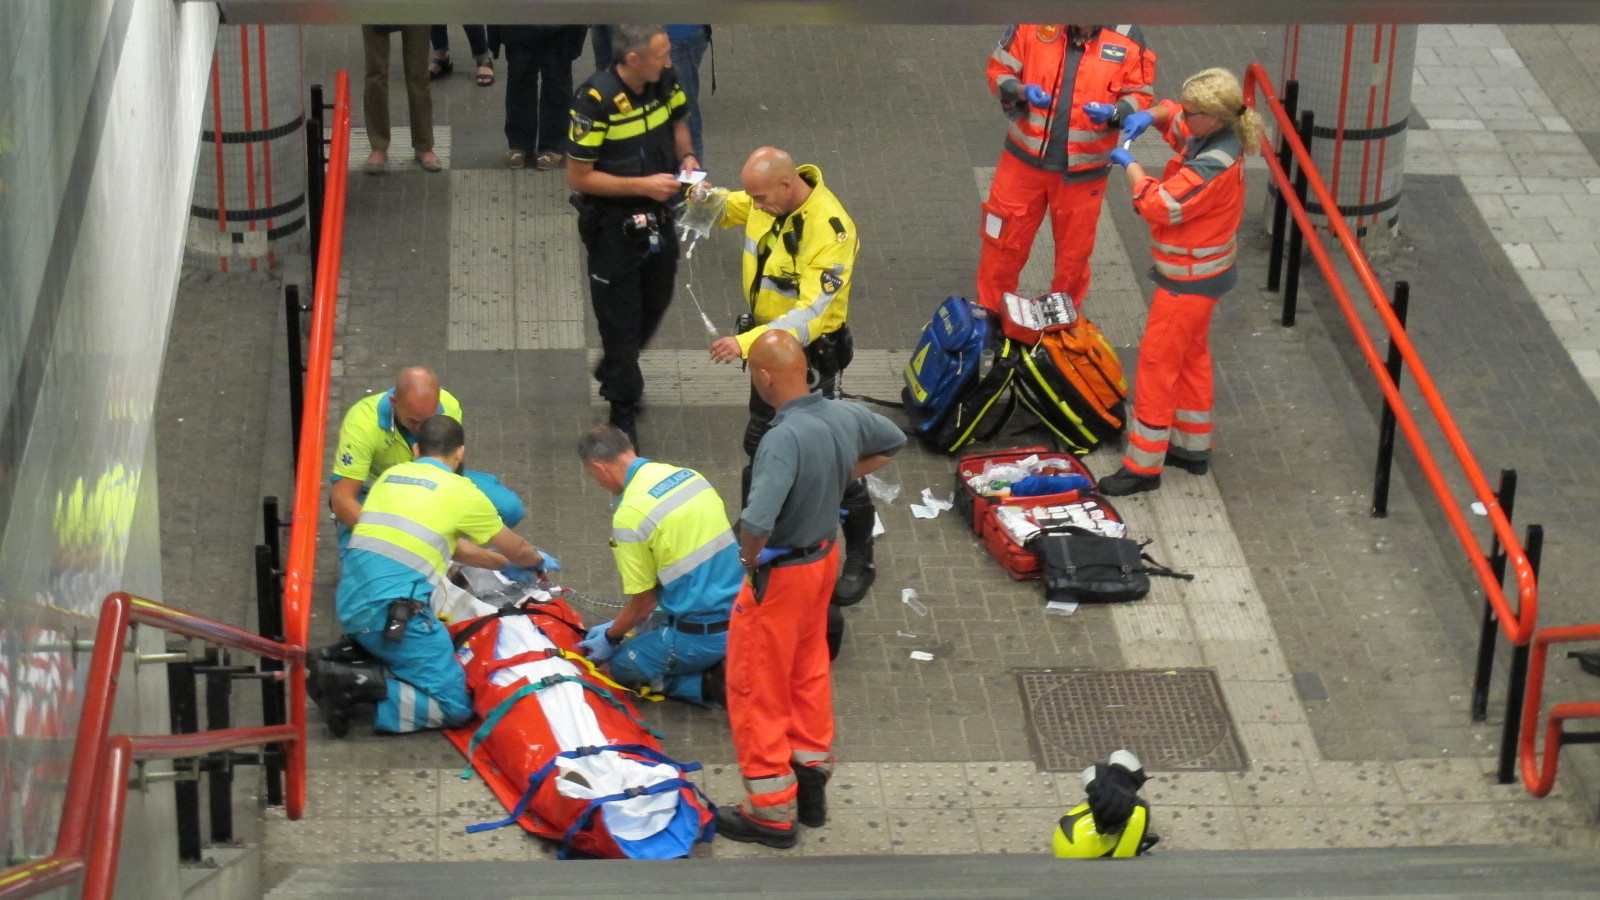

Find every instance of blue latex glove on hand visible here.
[501,563,538,584]
[535,549,561,573]
[1120,110,1153,142]
[1083,102,1116,125]
[757,547,786,565]
[1023,84,1053,108]
[578,621,618,662]
[1109,147,1136,169]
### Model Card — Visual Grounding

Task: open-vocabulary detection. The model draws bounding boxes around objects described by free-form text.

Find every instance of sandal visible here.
[475,55,495,87]
[429,54,452,80]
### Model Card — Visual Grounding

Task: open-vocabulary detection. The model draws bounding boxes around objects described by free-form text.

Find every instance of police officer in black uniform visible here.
[567,24,697,447]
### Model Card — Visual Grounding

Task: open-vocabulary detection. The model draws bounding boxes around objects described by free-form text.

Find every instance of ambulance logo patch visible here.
[1037,25,1060,43]
[1101,44,1128,63]
[571,113,593,140]
[340,451,353,467]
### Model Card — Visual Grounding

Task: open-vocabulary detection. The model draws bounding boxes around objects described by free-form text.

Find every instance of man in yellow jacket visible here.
[707,147,879,612]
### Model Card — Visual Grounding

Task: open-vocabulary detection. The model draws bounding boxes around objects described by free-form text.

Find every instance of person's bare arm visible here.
[606,589,661,643]
[329,478,363,528]
[852,453,895,481]
[453,539,509,570]
[485,526,546,569]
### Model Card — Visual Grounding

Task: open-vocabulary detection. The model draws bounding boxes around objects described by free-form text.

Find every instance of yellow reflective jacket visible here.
[720,164,859,357]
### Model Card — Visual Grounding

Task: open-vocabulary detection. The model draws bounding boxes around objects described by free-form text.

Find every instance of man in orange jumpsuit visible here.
[1097,68,1264,497]
[978,24,1156,314]
[715,331,905,848]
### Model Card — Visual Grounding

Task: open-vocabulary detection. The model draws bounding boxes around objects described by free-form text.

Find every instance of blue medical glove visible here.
[1120,110,1153,142]
[1083,102,1116,125]
[579,621,619,662]
[757,547,786,565]
[1109,147,1136,169]
[535,549,561,573]
[1023,84,1053,108]
[501,563,537,584]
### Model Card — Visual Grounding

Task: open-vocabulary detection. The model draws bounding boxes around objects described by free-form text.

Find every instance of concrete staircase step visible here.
[265,846,1600,899]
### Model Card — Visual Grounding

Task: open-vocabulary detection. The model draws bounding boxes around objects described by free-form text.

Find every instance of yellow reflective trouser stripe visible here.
[605,105,672,140]
[556,648,663,702]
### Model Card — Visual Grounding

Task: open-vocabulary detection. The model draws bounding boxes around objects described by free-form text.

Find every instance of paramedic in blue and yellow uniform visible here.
[576,425,741,706]
[314,416,553,737]
[567,24,696,447]
[329,366,524,547]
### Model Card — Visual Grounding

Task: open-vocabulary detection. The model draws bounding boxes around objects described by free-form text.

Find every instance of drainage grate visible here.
[1016,668,1247,773]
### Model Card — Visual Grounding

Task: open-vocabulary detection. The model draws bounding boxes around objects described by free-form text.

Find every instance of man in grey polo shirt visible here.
[715,330,905,849]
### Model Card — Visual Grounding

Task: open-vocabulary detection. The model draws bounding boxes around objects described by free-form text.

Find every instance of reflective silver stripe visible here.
[1197,148,1237,168]
[1170,430,1212,453]
[791,751,835,775]
[1153,237,1237,258]
[743,234,759,255]
[657,530,736,586]
[1113,24,1134,35]
[613,476,715,544]
[1126,441,1166,470]
[397,681,417,730]
[991,48,1021,72]
[1129,417,1168,442]
[360,511,452,562]
[1175,409,1213,425]
[1127,85,1154,98]
[745,772,797,796]
[1024,110,1050,129]
[758,276,801,299]
[1067,128,1107,143]
[765,265,843,342]
[1156,186,1183,225]
[1067,149,1111,167]
[1153,248,1237,278]
[1006,123,1047,155]
[348,534,440,580]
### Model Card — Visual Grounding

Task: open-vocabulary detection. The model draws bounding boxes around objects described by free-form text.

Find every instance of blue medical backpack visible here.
[901,296,1018,453]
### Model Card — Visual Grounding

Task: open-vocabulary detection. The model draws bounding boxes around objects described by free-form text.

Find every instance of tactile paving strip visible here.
[1016,668,1247,773]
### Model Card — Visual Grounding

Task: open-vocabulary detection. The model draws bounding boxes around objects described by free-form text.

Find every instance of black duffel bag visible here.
[1036,527,1191,604]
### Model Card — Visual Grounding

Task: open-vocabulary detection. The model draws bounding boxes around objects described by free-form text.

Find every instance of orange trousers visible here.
[725,542,839,826]
[1123,287,1218,475]
[977,152,1108,313]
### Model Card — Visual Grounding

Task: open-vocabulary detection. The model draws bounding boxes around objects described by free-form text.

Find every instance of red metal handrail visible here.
[1520,623,1600,796]
[1243,63,1600,798]
[1243,62,1536,646]
[0,592,305,900]
[282,68,352,820]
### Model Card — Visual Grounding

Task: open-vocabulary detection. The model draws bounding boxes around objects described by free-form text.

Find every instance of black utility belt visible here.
[670,619,730,635]
[761,539,832,568]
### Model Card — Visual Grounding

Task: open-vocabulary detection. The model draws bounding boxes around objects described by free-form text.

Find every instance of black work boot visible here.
[826,604,845,661]
[700,660,727,708]
[1097,467,1161,497]
[1164,449,1210,476]
[832,493,877,607]
[715,805,799,849]
[608,402,641,449]
[793,765,829,828]
[311,658,389,738]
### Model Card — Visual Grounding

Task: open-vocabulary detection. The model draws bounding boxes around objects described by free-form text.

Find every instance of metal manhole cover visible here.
[1016,668,1247,773]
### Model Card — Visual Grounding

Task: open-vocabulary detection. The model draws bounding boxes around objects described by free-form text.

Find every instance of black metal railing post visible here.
[306,83,327,281]
[202,650,235,844]
[1371,281,1411,517]
[1283,109,1314,328]
[1471,469,1517,723]
[166,660,202,863]
[1497,522,1541,784]
[1266,79,1299,293]
[254,542,286,807]
[284,285,307,460]
[262,496,283,573]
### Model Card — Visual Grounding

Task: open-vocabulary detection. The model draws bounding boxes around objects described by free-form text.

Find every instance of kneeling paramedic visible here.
[716,331,906,848]
[315,415,556,737]
[703,146,880,609]
[574,424,741,706]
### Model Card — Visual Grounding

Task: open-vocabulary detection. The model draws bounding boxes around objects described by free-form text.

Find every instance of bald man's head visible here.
[393,367,442,432]
[748,330,811,407]
[741,147,809,217]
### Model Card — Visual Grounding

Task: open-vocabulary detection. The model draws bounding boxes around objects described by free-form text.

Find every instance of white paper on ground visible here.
[872,511,886,537]
[909,650,935,661]
[1045,600,1080,616]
